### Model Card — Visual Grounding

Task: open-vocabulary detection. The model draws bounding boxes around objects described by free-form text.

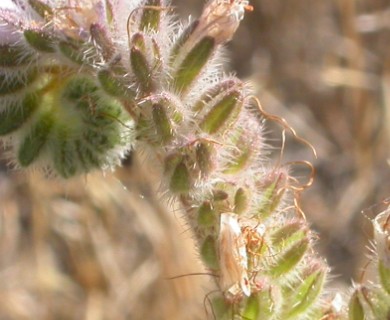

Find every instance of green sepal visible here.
[197,202,216,227]
[348,291,365,320]
[169,161,191,194]
[199,90,242,134]
[256,174,285,219]
[18,112,54,166]
[269,238,309,277]
[194,142,212,177]
[53,125,78,178]
[28,0,53,18]
[130,46,153,93]
[234,187,248,214]
[24,29,56,53]
[90,23,114,60]
[0,71,37,95]
[0,93,39,135]
[140,0,161,32]
[200,235,219,270]
[192,78,242,113]
[0,45,34,67]
[284,269,326,318]
[152,103,173,144]
[169,20,199,65]
[379,260,390,295]
[242,294,260,320]
[98,69,133,98]
[271,221,307,249]
[173,36,215,93]
[59,40,84,65]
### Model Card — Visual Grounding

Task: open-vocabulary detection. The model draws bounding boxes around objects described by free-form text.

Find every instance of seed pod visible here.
[173,36,215,93]
[0,93,39,135]
[199,90,243,134]
[139,0,161,32]
[18,112,54,167]
[24,29,56,53]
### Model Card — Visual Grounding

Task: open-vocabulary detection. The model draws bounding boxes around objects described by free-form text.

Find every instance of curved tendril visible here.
[249,95,317,159]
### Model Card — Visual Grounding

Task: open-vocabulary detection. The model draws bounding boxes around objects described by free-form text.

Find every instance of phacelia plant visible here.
[0,0,389,319]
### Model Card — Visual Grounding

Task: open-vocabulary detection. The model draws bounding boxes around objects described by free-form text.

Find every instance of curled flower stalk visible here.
[1,1,388,319]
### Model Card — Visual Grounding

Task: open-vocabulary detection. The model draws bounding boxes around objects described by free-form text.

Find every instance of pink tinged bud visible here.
[219,213,251,301]
[373,210,390,268]
[196,0,252,45]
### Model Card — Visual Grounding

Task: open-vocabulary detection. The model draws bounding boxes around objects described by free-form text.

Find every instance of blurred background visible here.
[0,0,389,319]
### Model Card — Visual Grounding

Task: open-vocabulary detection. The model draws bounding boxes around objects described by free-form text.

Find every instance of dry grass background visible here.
[0,0,390,319]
